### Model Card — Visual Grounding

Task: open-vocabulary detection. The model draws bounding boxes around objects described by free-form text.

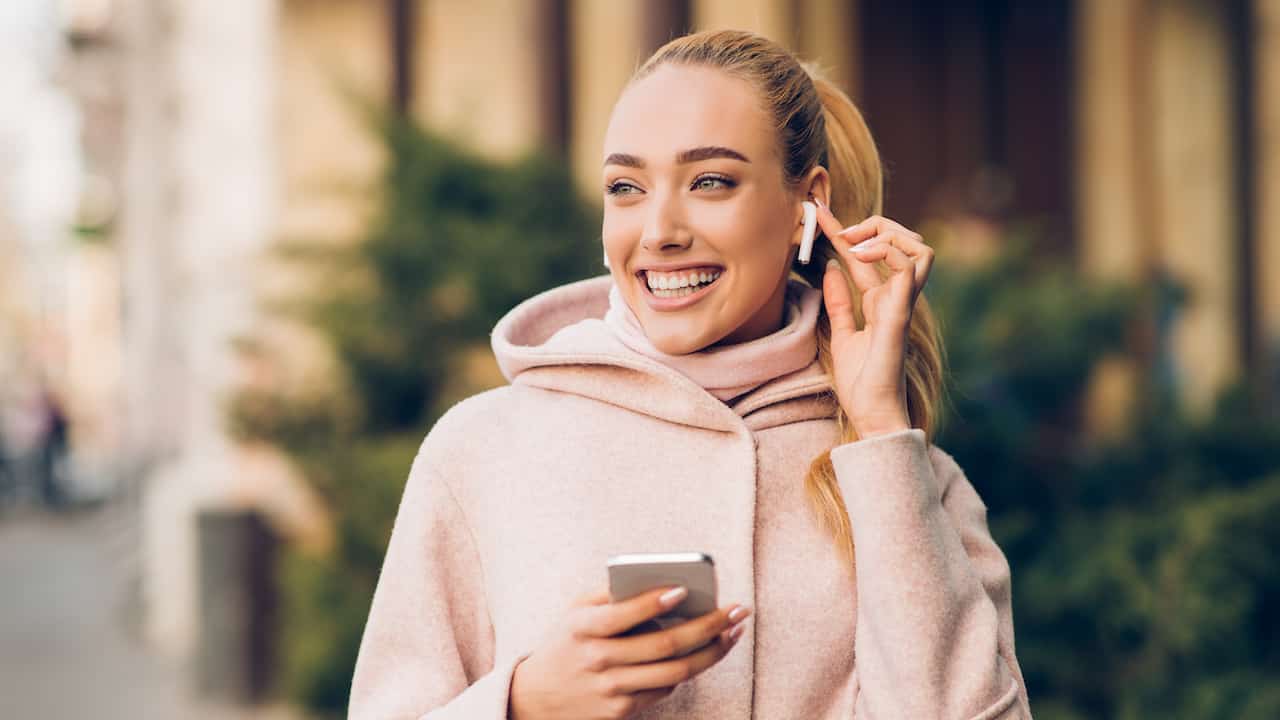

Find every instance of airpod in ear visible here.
[602,240,610,269]
[798,200,818,264]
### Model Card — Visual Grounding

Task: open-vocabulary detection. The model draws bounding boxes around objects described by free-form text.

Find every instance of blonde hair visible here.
[632,30,946,575]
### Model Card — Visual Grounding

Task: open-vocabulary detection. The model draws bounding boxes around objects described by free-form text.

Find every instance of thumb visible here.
[823,259,857,337]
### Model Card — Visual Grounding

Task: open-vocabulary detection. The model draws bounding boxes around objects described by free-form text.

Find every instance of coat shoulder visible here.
[419,384,524,454]
[416,383,587,474]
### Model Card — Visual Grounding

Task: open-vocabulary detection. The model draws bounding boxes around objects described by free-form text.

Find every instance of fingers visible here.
[812,201,886,294]
[604,604,749,666]
[811,197,851,243]
[837,213,918,245]
[849,241,920,311]
[823,261,858,336]
[572,585,687,639]
[844,217,933,291]
[608,686,677,719]
[596,618,746,694]
[850,231,933,290]
[816,204,933,289]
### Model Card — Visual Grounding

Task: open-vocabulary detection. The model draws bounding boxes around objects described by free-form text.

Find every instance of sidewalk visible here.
[0,499,304,720]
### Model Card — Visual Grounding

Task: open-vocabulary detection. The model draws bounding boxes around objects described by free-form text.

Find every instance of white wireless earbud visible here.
[798,200,818,264]
[602,240,610,269]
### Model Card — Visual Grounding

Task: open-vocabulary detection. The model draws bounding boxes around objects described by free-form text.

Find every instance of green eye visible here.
[605,181,641,196]
[693,175,735,191]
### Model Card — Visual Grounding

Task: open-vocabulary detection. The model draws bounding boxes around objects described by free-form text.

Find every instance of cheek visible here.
[699,203,790,266]
[601,209,639,251]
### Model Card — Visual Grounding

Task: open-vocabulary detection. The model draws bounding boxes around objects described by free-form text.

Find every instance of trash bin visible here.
[195,508,278,703]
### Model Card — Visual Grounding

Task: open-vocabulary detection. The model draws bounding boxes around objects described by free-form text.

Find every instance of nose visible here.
[640,191,692,253]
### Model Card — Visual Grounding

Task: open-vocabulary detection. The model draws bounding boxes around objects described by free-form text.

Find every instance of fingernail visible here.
[850,238,878,252]
[727,605,750,623]
[728,623,746,643]
[812,197,826,209]
[659,586,688,609]
[826,258,839,271]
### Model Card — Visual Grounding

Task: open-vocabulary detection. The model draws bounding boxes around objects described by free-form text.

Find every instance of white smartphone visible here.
[607,552,717,651]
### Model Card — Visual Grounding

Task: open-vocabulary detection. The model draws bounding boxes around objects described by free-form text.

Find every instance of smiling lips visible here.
[643,267,724,297]
[635,266,725,310]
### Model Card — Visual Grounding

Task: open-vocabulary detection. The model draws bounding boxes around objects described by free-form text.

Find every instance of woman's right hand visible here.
[507,583,752,720]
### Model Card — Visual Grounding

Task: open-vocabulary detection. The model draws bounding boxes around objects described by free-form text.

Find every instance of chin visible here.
[650,333,711,353]
[646,327,716,355]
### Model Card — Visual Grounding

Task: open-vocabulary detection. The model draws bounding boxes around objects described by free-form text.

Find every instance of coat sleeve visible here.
[829,427,1033,719]
[348,435,531,719]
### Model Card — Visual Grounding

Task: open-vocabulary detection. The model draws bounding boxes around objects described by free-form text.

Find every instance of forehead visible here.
[603,64,776,165]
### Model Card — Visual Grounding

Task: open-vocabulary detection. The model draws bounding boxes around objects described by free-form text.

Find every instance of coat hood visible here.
[490,274,837,433]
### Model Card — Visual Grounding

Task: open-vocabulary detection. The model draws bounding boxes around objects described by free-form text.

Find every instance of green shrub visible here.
[929,230,1280,718]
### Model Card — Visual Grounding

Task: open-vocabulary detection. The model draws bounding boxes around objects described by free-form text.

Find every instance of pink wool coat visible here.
[348,274,1034,719]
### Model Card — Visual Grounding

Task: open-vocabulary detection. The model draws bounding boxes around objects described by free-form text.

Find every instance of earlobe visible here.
[797,201,818,264]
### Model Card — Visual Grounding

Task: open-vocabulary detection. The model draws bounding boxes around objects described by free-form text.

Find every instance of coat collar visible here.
[491,275,837,433]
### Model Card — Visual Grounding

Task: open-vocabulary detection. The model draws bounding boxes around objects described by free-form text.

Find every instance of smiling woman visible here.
[350,28,1032,720]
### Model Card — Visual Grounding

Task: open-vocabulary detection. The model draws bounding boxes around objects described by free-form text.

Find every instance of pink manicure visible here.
[658,586,688,609]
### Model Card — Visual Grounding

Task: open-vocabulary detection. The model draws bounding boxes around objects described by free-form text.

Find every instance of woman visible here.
[349,29,1032,720]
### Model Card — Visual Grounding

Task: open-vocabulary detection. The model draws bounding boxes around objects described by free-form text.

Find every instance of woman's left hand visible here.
[812,201,935,440]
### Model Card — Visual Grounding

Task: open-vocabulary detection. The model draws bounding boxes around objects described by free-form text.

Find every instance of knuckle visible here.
[581,641,612,672]
[609,695,636,718]
[708,611,733,635]
[597,673,625,698]
[573,612,603,640]
[656,631,681,658]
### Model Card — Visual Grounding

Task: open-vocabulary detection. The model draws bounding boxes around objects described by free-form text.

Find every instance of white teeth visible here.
[645,269,723,298]
[644,269,722,291]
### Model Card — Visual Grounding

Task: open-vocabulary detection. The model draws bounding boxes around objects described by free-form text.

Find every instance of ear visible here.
[800,165,831,215]
[791,165,832,249]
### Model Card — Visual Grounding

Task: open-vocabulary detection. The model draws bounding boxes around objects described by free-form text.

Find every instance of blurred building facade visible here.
[7,0,1276,679]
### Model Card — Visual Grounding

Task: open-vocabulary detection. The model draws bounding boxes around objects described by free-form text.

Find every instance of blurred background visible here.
[1,0,1277,718]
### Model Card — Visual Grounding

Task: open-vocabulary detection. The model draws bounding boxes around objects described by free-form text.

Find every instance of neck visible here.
[603,276,823,402]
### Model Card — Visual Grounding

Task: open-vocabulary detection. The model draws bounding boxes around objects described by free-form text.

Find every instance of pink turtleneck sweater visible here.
[603,277,824,402]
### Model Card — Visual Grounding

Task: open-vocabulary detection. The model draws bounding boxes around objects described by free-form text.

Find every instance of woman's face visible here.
[602,64,821,354]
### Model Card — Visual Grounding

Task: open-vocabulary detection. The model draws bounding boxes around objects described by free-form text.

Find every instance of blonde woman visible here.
[350,29,1032,720]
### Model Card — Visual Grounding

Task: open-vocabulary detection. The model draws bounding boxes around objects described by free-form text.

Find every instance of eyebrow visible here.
[603,145,751,168]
